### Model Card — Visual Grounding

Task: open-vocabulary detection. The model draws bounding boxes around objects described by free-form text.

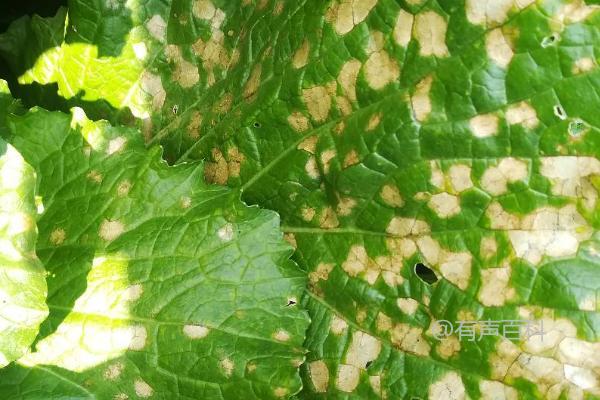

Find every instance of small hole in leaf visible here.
[286,299,296,307]
[365,361,373,368]
[414,263,438,285]
[541,33,559,47]
[253,121,261,128]
[553,105,567,120]
[568,119,588,137]
[172,105,179,115]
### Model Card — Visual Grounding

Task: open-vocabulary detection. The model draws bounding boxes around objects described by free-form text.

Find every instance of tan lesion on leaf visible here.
[165,45,200,88]
[87,170,103,183]
[366,112,382,131]
[435,334,461,360]
[343,150,360,168]
[204,147,245,184]
[303,85,334,122]
[342,245,369,277]
[480,157,529,196]
[411,75,433,122]
[380,184,404,208]
[414,11,449,58]
[309,360,330,392]
[193,0,216,19]
[186,111,203,139]
[345,331,381,369]
[301,206,316,222]
[288,111,311,132]
[480,236,498,259]
[338,59,362,103]
[305,156,320,179]
[283,233,297,249]
[292,39,310,69]
[386,217,430,236]
[427,192,461,218]
[486,201,521,230]
[448,164,473,193]
[99,219,125,241]
[141,72,166,111]
[213,92,233,113]
[540,157,600,211]
[429,371,466,400]
[330,314,349,334]
[466,0,535,27]
[470,113,499,137]
[336,364,361,392]
[117,180,132,197]
[50,228,66,245]
[364,31,400,90]
[320,149,337,174]
[337,196,357,216]
[376,312,393,332]
[510,204,593,265]
[486,202,593,265]
[243,64,262,101]
[204,148,228,184]
[415,236,472,290]
[297,135,318,154]
[220,357,234,377]
[396,298,419,315]
[506,101,539,129]
[479,380,518,400]
[391,323,431,356]
[192,13,231,87]
[554,0,597,25]
[326,0,379,35]
[429,160,445,189]
[319,206,339,228]
[572,57,595,74]
[134,379,154,398]
[393,9,414,47]
[486,28,514,68]
[146,15,167,42]
[309,262,334,286]
[273,0,285,15]
[478,264,515,306]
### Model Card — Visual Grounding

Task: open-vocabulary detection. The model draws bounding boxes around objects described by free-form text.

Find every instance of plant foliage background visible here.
[0,0,599,399]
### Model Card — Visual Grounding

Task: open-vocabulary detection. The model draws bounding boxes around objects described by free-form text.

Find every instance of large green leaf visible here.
[3,0,600,399]
[0,107,308,399]
[0,102,47,368]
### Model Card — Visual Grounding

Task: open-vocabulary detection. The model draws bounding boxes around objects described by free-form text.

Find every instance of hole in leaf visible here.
[286,299,296,306]
[172,105,179,115]
[553,105,567,120]
[568,119,588,137]
[253,121,261,128]
[365,361,373,368]
[414,263,438,285]
[541,33,559,47]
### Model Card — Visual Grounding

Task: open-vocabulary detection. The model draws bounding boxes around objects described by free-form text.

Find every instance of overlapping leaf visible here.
[1,0,600,399]
[0,106,308,399]
[0,81,47,367]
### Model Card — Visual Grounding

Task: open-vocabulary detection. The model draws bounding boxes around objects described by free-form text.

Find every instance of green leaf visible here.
[0,107,308,399]
[4,0,600,399]
[0,133,47,368]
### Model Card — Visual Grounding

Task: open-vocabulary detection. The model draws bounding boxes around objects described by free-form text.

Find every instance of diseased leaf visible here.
[0,107,308,399]
[3,0,600,399]
[0,100,47,367]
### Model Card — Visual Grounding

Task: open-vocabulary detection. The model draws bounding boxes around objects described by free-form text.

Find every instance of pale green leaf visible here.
[0,132,47,368]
